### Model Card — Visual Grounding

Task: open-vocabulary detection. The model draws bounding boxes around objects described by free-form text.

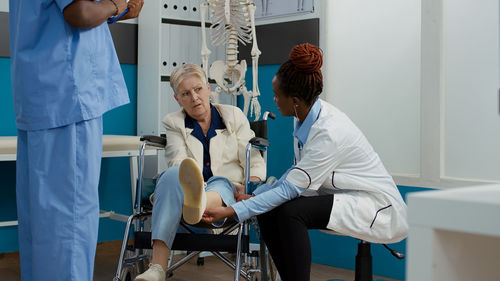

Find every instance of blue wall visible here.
[0,57,138,252]
[240,65,295,178]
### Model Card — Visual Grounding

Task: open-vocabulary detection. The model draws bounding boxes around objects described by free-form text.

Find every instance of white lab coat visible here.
[286,99,408,243]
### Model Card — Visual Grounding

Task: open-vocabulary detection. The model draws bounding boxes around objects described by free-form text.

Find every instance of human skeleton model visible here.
[200,0,261,121]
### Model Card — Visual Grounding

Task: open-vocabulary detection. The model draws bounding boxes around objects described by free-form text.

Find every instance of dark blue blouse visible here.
[185,105,226,181]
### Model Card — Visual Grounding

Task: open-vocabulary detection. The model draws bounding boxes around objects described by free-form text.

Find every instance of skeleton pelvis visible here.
[209,60,247,93]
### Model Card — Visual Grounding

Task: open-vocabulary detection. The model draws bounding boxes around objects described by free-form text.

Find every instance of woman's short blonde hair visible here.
[169,63,208,95]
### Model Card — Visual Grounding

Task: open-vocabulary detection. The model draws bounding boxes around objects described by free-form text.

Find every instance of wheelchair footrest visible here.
[134,231,249,253]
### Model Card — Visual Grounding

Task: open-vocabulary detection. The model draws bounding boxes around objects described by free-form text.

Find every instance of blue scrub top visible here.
[9,0,129,131]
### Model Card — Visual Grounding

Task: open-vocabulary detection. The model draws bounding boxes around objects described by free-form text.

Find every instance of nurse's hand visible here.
[113,0,129,16]
[63,0,128,28]
[202,206,236,224]
[120,0,144,20]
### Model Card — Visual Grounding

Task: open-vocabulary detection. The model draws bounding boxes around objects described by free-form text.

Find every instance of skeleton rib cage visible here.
[201,0,262,121]
[208,0,253,46]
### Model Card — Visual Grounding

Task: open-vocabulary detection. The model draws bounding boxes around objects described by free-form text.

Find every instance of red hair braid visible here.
[276,43,323,105]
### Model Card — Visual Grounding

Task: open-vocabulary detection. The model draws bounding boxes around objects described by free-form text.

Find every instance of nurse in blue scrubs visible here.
[9,0,143,280]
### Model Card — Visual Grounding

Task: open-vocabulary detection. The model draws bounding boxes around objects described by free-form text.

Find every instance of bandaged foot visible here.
[179,158,207,225]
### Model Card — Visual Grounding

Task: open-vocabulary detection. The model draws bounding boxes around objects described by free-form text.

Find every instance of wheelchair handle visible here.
[140,135,167,148]
[263,111,275,121]
[249,137,269,148]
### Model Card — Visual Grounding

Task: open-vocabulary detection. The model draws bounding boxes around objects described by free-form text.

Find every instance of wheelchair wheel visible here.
[119,265,135,281]
[265,251,281,281]
[250,274,259,281]
[135,255,150,274]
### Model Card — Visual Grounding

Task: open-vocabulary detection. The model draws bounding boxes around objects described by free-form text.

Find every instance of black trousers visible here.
[257,195,334,281]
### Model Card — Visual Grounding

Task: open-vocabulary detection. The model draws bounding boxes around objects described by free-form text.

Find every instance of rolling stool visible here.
[322,231,405,281]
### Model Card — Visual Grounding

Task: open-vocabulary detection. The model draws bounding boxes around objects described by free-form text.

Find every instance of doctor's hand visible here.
[202,206,236,224]
[120,0,144,20]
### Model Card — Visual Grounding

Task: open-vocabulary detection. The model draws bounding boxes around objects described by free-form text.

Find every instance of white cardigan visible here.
[162,104,266,185]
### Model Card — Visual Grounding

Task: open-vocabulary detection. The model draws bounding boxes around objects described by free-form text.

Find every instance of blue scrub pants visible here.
[16,117,103,281]
[151,166,236,248]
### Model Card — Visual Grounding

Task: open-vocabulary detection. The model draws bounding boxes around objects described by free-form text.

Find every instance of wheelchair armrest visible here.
[249,137,269,148]
[140,135,167,148]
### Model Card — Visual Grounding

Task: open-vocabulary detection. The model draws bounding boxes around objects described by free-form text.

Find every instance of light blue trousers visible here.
[16,117,102,281]
[151,166,236,248]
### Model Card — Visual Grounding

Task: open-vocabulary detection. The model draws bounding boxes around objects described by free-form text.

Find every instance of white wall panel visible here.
[323,0,421,176]
[162,0,189,20]
[137,0,162,136]
[160,24,172,76]
[187,26,202,66]
[443,0,500,181]
[161,24,204,77]
[160,82,181,128]
[188,0,202,22]
[0,0,8,12]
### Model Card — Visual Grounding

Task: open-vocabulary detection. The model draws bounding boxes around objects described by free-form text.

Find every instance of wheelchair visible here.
[113,111,277,281]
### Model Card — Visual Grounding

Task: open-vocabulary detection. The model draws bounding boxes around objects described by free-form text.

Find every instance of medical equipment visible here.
[200,0,262,121]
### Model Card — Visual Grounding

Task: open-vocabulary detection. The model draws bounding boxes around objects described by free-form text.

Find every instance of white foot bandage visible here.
[179,158,207,225]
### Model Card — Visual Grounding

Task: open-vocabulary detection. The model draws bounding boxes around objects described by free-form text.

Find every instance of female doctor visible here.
[202,43,408,281]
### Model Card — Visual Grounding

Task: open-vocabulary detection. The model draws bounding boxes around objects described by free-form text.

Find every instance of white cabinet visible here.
[407,184,500,281]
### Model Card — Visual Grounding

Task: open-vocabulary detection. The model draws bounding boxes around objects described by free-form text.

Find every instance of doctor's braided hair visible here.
[276,43,323,106]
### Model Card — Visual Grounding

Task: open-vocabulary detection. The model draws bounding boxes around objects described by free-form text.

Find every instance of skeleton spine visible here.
[226,28,239,69]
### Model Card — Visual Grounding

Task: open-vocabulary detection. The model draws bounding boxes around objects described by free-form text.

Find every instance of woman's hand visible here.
[234,192,253,202]
[202,206,236,224]
[233,182,245,194]
[249,176,261,182]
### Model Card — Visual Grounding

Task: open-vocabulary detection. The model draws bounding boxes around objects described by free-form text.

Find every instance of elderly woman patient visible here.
[135,63,266,281]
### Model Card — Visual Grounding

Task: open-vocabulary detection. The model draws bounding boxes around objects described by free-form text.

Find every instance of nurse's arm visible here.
[63,0,128,29]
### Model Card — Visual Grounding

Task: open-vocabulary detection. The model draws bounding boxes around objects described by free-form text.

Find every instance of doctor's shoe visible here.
[179,158,207,225]
[135,263,165,281]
